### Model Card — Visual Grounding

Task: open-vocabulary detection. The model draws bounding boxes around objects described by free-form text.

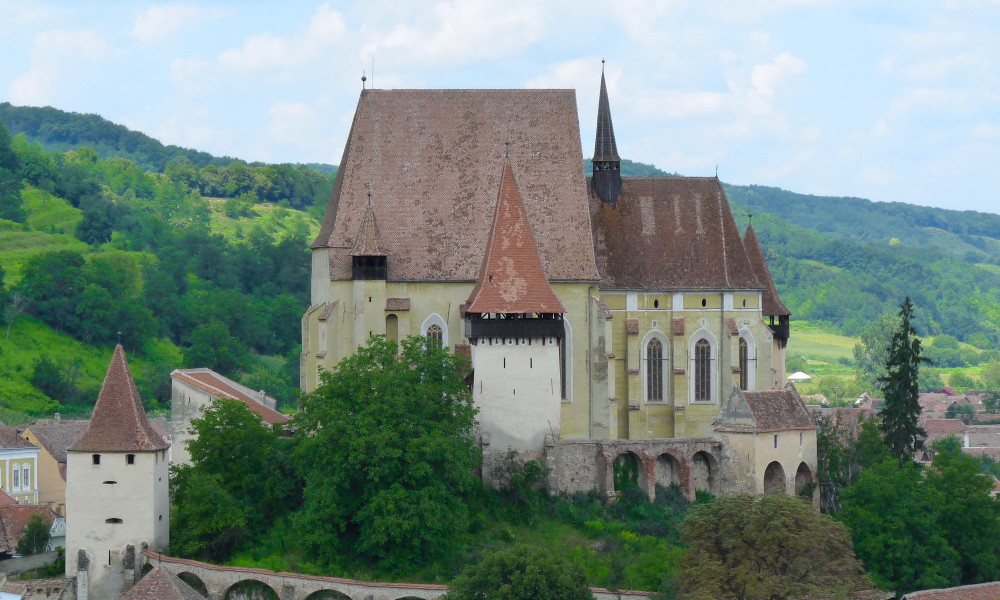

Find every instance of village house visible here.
[0,424,39,505]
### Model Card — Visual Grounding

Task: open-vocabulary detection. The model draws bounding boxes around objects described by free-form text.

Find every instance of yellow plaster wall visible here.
[21,429,65,513]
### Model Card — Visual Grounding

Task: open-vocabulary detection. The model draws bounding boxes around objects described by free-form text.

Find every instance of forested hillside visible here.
[0,105,996,423]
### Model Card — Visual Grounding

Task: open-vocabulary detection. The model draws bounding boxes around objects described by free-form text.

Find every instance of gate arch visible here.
[764,461,786,495]
[690,451,718,496]
[795,461,814,496]
[177,572,208,597]
[305,591,353,600]
[613,451,644,492]
[224,579,280,600]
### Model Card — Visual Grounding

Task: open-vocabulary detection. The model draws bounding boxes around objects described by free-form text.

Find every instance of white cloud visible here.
[860,167,893,186]
[217,3,345,73]
[359,0,543,66]
[132,3,231,44]
[7,29,109,105]
[750,52,807,100]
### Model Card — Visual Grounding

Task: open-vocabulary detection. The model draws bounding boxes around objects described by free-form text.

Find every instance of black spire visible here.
[592,61,622,206]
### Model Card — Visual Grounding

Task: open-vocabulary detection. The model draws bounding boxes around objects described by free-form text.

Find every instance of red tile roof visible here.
[171,369,290,425]
[0,424,36,450]
[590,177,765,291]
[903,581,1000,600]
[0,505,56,553]
[742,225,791,316]
[385,297,410,311]
[0,490,16,506]
[122,566,205,600]
[922,418,965,436]
[465,159,565,315]
[23,419,88,465]
[718,385,815,432]
[313,89,600,283]
[70,345,168,453]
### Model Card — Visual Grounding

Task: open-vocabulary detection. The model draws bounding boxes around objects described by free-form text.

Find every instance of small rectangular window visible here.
[774,435,778,449]
[92,454,101,465]
[800,432,804,446]
[126,454,135,465]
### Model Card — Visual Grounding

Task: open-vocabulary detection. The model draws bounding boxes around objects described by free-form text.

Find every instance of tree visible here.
[184,321,248,374]
[945,403,975,425]
[983,359,1000,391]
[838,458,960,594]
[16,513,51,555]
[815,414,888,513]
[879,297,928,462]
[0,122,24,222]
[442,545,593,600]
[677,494,870,600]
[925,438,1000,584]
[853,313,899,392]
[169,468,248,561]
[293,336,480,571]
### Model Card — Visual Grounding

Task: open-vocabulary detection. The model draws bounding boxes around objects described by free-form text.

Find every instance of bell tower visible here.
[592,61,622,206]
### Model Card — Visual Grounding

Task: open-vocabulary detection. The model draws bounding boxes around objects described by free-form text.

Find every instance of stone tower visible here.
[65,345,170,600]
[464,157,566,455]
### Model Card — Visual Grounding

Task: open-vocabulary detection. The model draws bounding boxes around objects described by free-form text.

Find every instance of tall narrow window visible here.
[646,338,664,402]
[739,337,749,390]
[695,338,712,402]
[12,466,19,490]
[426,324,443,348]
[22,466,30,490]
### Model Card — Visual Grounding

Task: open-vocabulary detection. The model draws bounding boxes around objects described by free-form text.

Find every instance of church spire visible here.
[592,61,622,206]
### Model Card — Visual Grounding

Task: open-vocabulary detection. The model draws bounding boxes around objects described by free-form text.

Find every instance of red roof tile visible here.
[0,490,16,506]
[0,425,36,450]
[314,89,599,284]
[465,159,565,315]
[123,566,205,600]
[903,581,1000,600]
[743,225,791,316]
[591,177,764,291]
[70,345,168,453]
[718,385,815,432]
[171,369,290,426]
[385,297,410,311]
[350,194,385,256]
[23,419,88,464]
[922,418,965,436]
[0,505,56,553]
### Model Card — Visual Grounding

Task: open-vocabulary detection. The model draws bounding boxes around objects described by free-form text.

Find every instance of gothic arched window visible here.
[646,337,665,402]
[426,324,443,348]
[739,337,749,390]
[695,338,712,402]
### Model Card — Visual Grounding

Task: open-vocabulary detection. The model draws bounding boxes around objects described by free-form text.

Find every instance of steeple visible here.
[465,157,565,317]
[69,345,168,453]
[592,61,622,206]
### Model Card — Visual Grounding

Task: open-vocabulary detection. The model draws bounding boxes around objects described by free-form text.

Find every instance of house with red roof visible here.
[170,368,290,466]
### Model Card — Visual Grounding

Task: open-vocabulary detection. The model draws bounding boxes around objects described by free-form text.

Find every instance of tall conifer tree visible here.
[879,297,928,461]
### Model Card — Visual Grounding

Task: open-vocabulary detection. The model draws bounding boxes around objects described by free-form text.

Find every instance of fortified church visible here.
[303,70,817,500]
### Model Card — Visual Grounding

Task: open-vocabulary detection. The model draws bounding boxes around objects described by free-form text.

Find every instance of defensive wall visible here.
[141,551,652,600]
[547,438,725,500]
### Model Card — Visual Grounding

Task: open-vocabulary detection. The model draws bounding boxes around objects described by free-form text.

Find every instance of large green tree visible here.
[442,545,593,600]
[0,122,24,222]
[878,297,928,462]
[16,513,51,555]
[293,336,480,571]
[677,494,870,600]
[853,313,899,392]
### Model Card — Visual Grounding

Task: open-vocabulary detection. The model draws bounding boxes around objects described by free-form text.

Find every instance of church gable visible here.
[313,89,600,283]
[590,177,764,291]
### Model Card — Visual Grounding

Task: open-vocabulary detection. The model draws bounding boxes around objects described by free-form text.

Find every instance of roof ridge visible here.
[465,158,565,315]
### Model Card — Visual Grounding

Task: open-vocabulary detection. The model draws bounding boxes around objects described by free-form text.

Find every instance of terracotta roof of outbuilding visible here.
[312,89,600,283]
[921,418,965,436]
[742,225,791,316]
[69,345,169,453]
[0,425,36,450]
[589,177,765,290]
[465,159,565,314]
[122,566,205,600]
[0,505,56,553]
[22,419,88,465]
[171,369,290,425]
[718,385,815,433]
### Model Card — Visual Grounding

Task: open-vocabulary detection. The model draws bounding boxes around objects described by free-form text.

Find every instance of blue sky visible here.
[1,0,997,214]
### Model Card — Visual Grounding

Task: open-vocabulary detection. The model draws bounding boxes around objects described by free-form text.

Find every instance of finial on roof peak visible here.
[361,70,367,89]
[748,213,754,226]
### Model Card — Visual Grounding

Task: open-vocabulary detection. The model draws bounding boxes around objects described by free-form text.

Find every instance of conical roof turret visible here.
[350,191,385,256]
[69,345,169,452]
[593,67,620,163]
[466,158,565,315]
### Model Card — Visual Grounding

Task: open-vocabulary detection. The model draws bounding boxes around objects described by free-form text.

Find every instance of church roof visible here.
[589,177,765,290]
[122,566,205,600]
[465,158,565,315]
[593,69,620,163]
[312,89,600,283]
[171,368,290,425]
[69,345,169,453]
[742,225,791,316]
